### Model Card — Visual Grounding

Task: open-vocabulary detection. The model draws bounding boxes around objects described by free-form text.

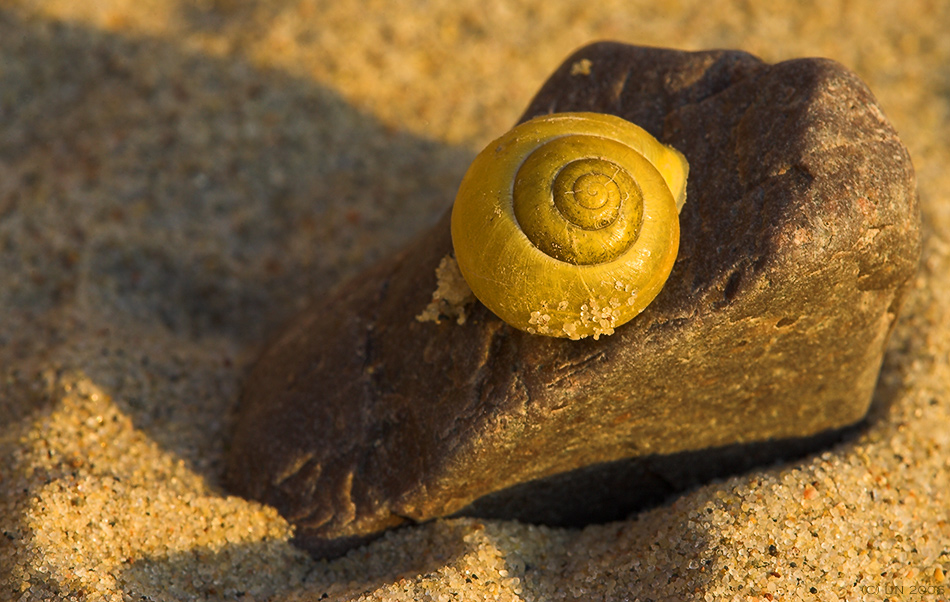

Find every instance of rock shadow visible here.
[458,424,858,527]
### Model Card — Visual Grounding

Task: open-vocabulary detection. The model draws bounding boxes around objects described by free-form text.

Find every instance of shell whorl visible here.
[513,136,645,265]
[450,112,688,339]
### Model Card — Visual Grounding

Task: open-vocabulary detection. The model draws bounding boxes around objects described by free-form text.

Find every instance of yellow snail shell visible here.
[450,112,688,340]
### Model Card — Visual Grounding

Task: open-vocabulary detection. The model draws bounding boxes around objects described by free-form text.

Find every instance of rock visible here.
[226,43,920,559]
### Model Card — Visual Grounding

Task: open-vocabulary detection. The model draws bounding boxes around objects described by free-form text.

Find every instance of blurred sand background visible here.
[1,1,949,600]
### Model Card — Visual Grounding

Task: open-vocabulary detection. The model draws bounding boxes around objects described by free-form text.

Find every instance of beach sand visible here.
[1,1,949,600]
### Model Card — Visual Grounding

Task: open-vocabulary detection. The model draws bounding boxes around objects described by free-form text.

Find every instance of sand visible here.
[1,1,949,600]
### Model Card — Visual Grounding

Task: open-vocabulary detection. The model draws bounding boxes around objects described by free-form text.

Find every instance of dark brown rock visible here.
[226,43,920,559]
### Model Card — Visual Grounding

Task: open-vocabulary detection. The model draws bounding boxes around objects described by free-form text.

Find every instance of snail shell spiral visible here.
[450,112,688,340]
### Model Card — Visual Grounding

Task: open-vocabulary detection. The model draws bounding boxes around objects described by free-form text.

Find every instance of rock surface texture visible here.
[226,43,920,559]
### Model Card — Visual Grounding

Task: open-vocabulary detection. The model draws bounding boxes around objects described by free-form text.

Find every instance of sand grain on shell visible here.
[2,1,950,600]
